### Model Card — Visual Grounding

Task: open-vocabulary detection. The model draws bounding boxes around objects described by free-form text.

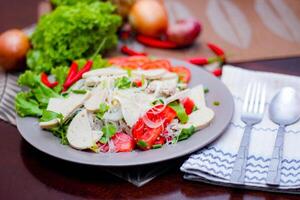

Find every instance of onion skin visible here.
[0,29,30,71]
[166,19,201,47]
[129,0,168,37]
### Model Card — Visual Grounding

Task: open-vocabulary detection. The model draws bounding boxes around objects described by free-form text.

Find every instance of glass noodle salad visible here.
[23,56,215,152]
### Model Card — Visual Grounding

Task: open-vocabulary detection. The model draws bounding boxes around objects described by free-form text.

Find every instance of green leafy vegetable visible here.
[49,123,70,145]
[137,140,148,148]
[213,101,220,106]
[40,110,63,122]
[100,123,117,144]
[168,101,189,124]
[32,83,60,108]
[26,50,52,73]
[51,0,98,6]
[76,55,109,70]
[152,144,162,149]
[204,88,209,94]
[178,126,195,141]
[71,89,87,94]
[15,92,43,117]
[95,103,110,119]
[51,66,69,93]
[27,2,121,73]
[115,77,131,89]
[17,70,39,88]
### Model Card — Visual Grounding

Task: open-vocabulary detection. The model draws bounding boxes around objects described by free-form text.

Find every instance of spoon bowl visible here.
[269,87,300,126]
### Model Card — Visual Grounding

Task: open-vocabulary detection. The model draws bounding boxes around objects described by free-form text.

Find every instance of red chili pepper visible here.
[212,68,222,77]
[63,60,93,90]
[207,43,226,62]
[136,34,178,49]
[121,45,147,56]
[41,72,58,88]
[63,62,78,91]
[189,56,222,65]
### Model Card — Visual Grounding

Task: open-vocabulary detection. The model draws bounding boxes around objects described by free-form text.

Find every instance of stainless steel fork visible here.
[230,82,266,184]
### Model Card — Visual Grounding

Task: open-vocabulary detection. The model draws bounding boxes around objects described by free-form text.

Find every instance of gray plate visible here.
[16,59,234,167]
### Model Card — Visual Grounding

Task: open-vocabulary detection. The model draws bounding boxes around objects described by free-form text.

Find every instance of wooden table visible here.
[1,1,300,199]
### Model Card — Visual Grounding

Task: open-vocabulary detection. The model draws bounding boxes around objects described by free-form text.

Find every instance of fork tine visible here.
[248,82,257,112]
[253,83,261,113]
[259,84,266,114]
[243,83,252,113]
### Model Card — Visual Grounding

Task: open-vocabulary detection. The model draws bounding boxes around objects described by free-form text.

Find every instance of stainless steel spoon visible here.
[267,87,300,185]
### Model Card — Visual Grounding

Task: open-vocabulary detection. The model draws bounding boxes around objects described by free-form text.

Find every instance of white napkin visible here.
[181,65,300,190]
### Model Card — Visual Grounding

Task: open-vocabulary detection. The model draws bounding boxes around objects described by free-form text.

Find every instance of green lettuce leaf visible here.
[51,66,69,93]
[168,101,189,124]
[32,83,60,108]
[17,70,39,88]
[115,77,131,89]
[15,92,43,117]
[40,110,63,122]
[99,123,117,144]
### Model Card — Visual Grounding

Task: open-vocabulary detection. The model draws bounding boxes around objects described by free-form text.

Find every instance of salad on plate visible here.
[16,56,215,153]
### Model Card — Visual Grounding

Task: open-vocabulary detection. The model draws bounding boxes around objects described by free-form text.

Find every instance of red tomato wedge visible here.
[120,61,139,70]
[112,132,135,152]
[171,66,191,83]
[141,60,172,71]
[182,97,195,115]
[127,55,150,65]
[108,57,128,65]
[132,104,177,150]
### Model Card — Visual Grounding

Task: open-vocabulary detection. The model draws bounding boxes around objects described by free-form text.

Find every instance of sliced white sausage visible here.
[187,84,206,108]
[67,109,94,149]
[132,69,167,79]
[179,107,214,130]
[165,89,190,104]
[39,92,91,128]
[82,67,127,78]
[84,85,108,112]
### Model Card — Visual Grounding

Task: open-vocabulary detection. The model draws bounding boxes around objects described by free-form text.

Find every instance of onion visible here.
[166,18,201,47]
[142,114,164,129]
[0,29,30,71]
[129,0,168,37]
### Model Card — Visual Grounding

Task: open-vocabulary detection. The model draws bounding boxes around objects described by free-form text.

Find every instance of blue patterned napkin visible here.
[181,66,300,190]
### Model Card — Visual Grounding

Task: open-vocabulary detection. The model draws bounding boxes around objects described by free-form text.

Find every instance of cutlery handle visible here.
[266,126,285,185]
[230,124,252,184]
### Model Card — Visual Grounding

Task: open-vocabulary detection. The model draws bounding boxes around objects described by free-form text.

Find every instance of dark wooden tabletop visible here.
[1,0,300,199]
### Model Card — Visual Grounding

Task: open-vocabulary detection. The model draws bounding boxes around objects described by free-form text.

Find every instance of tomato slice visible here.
[182,97,195,115]
[127,55,150,65]
[108,57,128,65]
[154,137,166,145]
[133,79,142,87]
[171,66,191,83]
[120,61,139,69]
[112,132,135,152]
[132,105,177,150]
[132,118,162,150]
[141,60,172,71]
